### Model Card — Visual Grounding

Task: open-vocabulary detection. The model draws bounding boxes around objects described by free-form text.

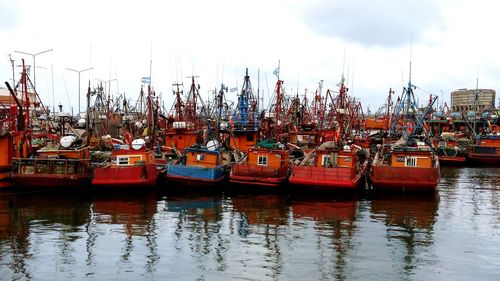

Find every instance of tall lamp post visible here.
[14,48,53,89]
[66,67,93,114]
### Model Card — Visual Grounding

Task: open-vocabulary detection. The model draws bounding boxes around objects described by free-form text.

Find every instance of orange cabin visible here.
[314,150,356,168]
[478,137,500,147]
[290,132,318,148]
[246,147,289,169]
[184,148,222,168]
[390,149,433,168]
[164,129,199,151]
[231,131,258,151]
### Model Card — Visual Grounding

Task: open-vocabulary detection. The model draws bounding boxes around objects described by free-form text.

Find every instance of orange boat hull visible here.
[289,161,367,190]
[371,165,440,192]
[230,164,288,187]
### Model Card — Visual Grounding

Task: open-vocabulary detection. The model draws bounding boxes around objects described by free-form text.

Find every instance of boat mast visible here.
[386,88,394,132]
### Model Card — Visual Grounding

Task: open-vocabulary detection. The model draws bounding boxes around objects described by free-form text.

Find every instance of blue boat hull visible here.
[164,164,226,187]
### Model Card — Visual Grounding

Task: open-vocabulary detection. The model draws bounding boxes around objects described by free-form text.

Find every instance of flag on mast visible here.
[273,66,280,78]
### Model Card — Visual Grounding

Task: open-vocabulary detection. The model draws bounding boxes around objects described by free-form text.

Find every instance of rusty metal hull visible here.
[289,160,368,190]
[371,165,440,192]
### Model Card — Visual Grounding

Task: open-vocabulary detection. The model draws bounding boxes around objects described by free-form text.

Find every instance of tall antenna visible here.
[149,39,153,87]
[277,59,281,80]
[342,42,347,75]
[9,54,15,85]
[257,69,260,113]
[409,33,413,82]
[350,58,355,95]
[51,64,55,115]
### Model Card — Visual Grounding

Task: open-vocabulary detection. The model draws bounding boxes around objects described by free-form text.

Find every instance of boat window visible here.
[247,134,254,141]
[405,157,417,167]
[257,155,268,166]
[322,155,332,166]
[196,154,205,161]
[117,156,129,165]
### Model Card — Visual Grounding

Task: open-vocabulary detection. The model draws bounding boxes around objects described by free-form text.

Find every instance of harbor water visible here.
[0,167,499,280]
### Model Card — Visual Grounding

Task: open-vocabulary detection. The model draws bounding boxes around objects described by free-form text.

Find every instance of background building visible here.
[450,88,496,112]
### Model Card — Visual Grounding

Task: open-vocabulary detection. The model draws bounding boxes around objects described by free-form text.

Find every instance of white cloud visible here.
[0,0,499,115]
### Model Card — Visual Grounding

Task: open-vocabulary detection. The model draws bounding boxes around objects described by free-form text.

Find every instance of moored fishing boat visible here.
[164,144,227,187]
[434,132,468,164]
[289,142,368,190]
[466,134,500,164]
[163,81,230,188]
[371,66,440,192]
[288,76,368,191]
[230,72,291,189]
[92,138,158,188]
[230,141,290,187]
[371,140,440,191]
[10,136,92,188]
[0,132,13,189]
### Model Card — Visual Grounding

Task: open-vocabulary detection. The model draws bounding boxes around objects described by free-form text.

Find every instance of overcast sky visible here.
[1,0,499,115]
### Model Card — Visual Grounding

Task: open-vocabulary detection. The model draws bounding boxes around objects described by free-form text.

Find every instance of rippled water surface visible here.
[0,167,499,280]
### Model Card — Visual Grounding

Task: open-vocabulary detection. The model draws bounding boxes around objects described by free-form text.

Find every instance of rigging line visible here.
[62,74,71,112]
[265,72,271,111]
[414,85,434,96]
[51,64,55,115]
[114,63,120,95]
[342,42,347,76]
[351,58,355,96]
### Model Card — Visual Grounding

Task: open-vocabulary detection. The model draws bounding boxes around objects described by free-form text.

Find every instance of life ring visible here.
[324,131,339,142]
[492,124,498,134]
[407,121,413,134]
[123,131,132,145]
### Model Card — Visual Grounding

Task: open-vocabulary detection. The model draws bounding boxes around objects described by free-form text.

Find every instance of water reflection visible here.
[370,193,439,277]
[289,195,358,281]
[90,192,160,276]
[0,192,91,280]
[231,194,291,279]
[0,166,498,280]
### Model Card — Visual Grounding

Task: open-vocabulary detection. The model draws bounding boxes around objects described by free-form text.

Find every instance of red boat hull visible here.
[466,153,500,164]
[230,164,288,187]
[10,174,91,188]
[371,165,440,192]
[289,161,368,190]
[0,165,13,189]
[92,164,158,188]
[438,156,467,164]
[229,174,287,187]
[466,139,500,164]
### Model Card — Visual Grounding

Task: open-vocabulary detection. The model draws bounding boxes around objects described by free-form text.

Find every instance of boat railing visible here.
[232,162,288,177]
[11,158,92,175]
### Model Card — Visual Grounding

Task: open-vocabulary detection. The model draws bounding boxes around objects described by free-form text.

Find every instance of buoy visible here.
[206,139,220,151]
[60,135,77,148]
[131,138,146,150]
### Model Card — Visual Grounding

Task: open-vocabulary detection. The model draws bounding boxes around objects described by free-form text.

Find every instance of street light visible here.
[96,78,117,98]
[14,48,53,89]
[66,67,93,114]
